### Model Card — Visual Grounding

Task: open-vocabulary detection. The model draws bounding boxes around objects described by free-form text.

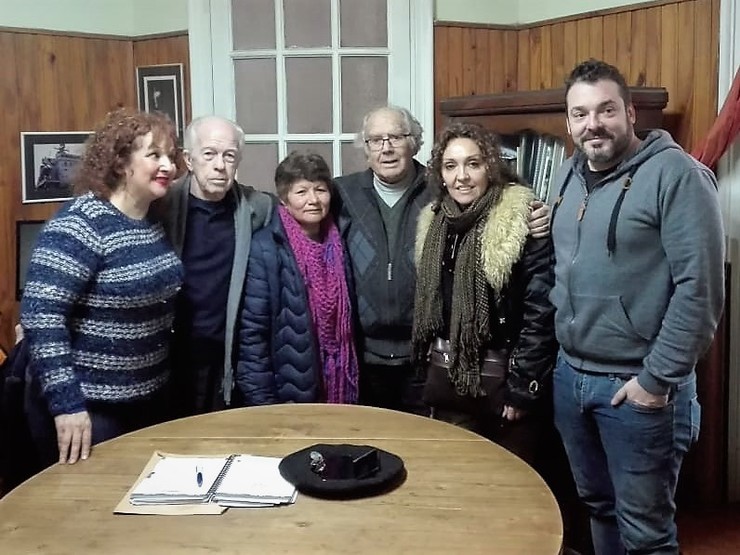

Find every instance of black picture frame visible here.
[21,131,90,204]
[16,220,46,300]
[136,64,185,139]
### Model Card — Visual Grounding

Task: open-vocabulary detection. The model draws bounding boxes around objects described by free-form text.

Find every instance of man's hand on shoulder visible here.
[611,377,669,409]
[528,200,551,239]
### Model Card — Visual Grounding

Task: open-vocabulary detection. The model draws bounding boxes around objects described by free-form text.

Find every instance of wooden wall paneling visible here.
[711,0,721,107]
[14,33,65,224]
[0,32,21,349]
[461,28,477,96]
[539,25,553,89]
[109,40,136,111]
[434,26,449,130]
[616,12,633,81]
[602,14,619,65]
[57,37,92,129]
[446,27,465,98]
[528,27,543,90]
[549,23,565,89]
[517,29,531,90]
[487,30,505,93]
[588,16,604,62]
[503,30,519,92]
[630,9,648,86]
[91,39,136,120]
[659,3,680,109]
[36,35,61,127]
[691,0,718,143]
[575,18,591,62]
[562,21,579,77]
[675,0,697,147]
[473,30,490,95]
[659,2,680,142]
[14,34,43,131]
[644,7,663,87]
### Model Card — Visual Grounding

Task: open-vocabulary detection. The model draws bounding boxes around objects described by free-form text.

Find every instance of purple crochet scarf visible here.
[278,205,358,403]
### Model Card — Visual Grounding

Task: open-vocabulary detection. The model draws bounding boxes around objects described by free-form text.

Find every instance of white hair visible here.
[183,115,245,154]
[355,105,424,155]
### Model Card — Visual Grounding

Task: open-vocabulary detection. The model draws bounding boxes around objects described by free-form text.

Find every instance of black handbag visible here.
[422,338,508,417]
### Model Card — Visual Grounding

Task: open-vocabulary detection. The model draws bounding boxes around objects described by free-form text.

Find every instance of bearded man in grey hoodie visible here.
[549,59,724,555]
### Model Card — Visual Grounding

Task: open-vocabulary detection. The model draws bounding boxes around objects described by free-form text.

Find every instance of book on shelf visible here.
[127,452,297,508]
[513,131,566,201]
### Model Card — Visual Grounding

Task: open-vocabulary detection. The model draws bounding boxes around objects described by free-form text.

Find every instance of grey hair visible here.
[183,115,245,154]
[355,105,424,155]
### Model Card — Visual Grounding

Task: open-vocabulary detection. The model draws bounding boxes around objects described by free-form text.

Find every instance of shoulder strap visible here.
[549,165,573,225]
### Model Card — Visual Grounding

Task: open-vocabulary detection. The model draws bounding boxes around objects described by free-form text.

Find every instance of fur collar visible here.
[415,184,534,291]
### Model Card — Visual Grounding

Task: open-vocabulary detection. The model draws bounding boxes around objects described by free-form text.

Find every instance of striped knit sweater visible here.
[20,193,184,416]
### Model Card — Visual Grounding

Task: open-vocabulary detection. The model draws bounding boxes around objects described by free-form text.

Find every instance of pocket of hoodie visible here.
[568,294,651,361]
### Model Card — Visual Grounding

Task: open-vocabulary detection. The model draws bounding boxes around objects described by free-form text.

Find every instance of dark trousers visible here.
[431,406,541,465]
[24,377,167,469]
[358,362,427,415]
[169,337,229,418]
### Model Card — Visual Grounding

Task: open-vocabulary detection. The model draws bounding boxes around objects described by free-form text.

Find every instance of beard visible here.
[576,127,633,168]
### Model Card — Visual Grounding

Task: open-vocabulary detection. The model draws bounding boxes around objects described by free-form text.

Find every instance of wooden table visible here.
[0,404,562,554]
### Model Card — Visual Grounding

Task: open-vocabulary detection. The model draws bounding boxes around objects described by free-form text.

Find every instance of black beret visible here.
[279,444,406,499]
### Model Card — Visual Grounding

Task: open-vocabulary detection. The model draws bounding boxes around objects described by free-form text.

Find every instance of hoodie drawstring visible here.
[606,165,639,256]
[551,164,640,256]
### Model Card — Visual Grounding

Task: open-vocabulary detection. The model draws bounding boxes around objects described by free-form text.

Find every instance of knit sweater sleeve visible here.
[20,209,102,416]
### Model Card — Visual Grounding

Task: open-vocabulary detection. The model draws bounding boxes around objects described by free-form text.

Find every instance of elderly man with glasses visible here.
[335,106,549,414]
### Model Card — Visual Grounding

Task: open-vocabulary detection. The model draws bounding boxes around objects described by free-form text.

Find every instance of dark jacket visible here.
[415,184,556,409]
[155,175,274,405]
[1,338,40,491]
[235,209,356,404]
[335,162,432,364]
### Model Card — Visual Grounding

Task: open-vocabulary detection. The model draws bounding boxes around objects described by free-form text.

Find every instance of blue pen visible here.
[196,465,203,488]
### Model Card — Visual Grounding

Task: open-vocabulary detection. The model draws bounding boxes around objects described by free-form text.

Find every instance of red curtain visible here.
[691,67,740,169]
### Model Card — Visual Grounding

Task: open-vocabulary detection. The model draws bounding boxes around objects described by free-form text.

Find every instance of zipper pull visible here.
[387,262,393,281]
[577,196,589,221]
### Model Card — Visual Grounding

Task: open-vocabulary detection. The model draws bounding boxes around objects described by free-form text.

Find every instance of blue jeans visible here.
[553,355,700,555]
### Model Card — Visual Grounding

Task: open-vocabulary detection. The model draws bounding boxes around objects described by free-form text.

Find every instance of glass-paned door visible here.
[190,0,433,192]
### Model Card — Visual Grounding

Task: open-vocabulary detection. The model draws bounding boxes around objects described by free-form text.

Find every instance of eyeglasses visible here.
[364,134,411,151]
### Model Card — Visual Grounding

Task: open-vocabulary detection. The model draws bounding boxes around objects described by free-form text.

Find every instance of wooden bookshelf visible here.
[438,87,669,151]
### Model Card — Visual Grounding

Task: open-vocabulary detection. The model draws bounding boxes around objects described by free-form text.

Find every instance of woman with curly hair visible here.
[21,108,184,466]
[412,122,556,462]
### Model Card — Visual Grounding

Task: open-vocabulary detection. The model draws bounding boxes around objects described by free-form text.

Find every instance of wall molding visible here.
[435,0,691,29]
[0,25,186,41]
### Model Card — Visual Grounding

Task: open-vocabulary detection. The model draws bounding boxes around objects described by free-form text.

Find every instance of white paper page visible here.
[131,456,229,497]
[214,455,295,500]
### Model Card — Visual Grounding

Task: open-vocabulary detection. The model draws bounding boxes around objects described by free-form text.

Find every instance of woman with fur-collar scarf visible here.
[412,122,556,462]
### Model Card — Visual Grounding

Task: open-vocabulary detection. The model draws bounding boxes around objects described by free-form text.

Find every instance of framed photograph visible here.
[16,220,46,300]
[136,63,185,139]
[21,132,90,204]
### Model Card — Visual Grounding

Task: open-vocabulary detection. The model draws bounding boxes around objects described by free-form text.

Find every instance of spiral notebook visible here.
[127,452,297,509]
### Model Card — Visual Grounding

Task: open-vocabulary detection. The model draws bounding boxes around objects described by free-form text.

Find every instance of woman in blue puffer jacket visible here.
[236,151,358,405]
